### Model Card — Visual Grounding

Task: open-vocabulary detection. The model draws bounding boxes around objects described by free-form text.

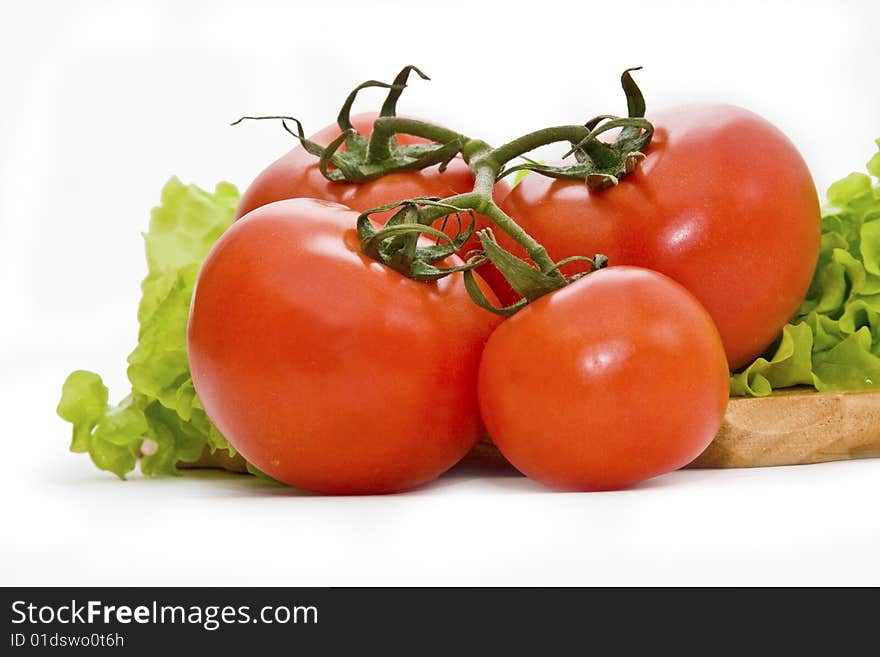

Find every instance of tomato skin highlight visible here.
[478,266,729,491]
[495,105,821,369]
[188,198,502,494]
[235,112,509,222]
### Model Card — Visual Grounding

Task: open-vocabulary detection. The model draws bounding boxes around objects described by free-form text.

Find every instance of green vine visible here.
[237,66,653,314]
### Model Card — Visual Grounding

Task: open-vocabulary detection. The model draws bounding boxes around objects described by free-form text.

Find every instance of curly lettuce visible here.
[731,138,880,396]
[57,178,239,478]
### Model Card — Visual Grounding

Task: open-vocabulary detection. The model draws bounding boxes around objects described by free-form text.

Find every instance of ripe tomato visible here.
[235,112,508,223]
[478,266,729,491]
[494,105,821,369]
[188,198,502,494]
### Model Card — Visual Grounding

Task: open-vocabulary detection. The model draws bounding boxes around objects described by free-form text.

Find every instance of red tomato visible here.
[236,112,508,225]
[188,198,502,494]
[478,266,729,491]
[494,105,821,369]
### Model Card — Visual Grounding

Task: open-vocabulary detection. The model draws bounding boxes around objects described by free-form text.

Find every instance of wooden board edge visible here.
[178,389,880,473]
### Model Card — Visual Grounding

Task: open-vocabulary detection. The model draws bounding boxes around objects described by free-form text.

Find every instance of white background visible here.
[1,0,879,585]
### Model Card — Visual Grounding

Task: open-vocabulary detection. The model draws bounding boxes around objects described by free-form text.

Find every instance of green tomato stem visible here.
[344,67,655,307]
[487,126,591,168]
[365,120,569,281]
[480,201,565,282]
[366,117,467,164]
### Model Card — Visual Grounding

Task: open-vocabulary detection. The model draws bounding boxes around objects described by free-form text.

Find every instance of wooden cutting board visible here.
[181,388,880,474]
[689,388,880,468]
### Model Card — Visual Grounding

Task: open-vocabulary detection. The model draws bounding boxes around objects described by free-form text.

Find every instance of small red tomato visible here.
[235,112,508,223]
[478,266,729,491]
[188,198,502,494]
[495,105,821,369]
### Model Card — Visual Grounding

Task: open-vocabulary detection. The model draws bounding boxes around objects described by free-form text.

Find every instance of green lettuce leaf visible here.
[729,323,814,397]
[731,138,880,396]
[58,178,239,478]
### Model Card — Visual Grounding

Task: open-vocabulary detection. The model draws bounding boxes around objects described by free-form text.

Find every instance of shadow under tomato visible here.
[476,468,699,494]
[60,461,698,498]
[180,460,530,498]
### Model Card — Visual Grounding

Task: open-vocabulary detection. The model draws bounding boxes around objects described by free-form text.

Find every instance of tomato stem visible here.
[366,117,466,164]
[488,126,593,168]
[305,67,654,310]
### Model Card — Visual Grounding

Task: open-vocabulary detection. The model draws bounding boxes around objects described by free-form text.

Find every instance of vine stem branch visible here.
[333,67,655,308]
[366,121,580,282]
[367,117,467,163]
[361,114,640,289]
[488,126,591,167]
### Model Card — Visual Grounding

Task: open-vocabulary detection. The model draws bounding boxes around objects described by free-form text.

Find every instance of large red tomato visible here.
[188,198,502,494]
[493,105,821,369]
[478,266,729,491]
[236,112,508,223]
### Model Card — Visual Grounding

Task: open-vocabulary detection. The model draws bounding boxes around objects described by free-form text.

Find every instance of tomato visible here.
[478,266,729,491]
[188,198,502,494]
[493,105,821,369]
[236,112,508,223]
